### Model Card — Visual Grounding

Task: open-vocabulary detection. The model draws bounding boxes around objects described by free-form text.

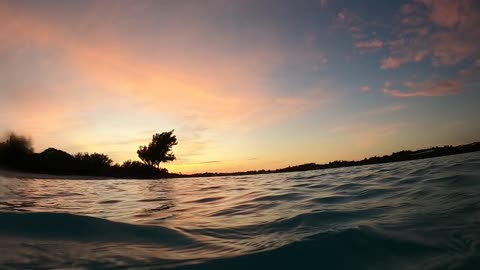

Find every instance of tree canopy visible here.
[137,130,177,168]
[0,133,33,168]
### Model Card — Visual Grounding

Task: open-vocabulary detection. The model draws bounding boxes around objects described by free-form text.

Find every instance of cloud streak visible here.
[0,1,332,167]
[384,79,462,97]
[0,2,330,130]
[359,86,371,92]
[354,39,384,49]
[382,0,480,69]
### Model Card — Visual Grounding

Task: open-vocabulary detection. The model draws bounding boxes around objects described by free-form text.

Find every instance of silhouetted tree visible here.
[74,152,113,175]
[118,160,167,177]
[90,153,113,167]
[121,160,148,169]
[137,130,177,168]
[0,133,33,169]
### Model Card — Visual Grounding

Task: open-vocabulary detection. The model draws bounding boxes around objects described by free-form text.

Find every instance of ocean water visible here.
[0,152,479,270]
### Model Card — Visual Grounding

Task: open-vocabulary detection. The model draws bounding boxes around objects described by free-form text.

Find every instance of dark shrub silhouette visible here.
[34,148,76,174]
[1,130,479,179]
[0,133,34,169]
[110,160,168,178]
[73,152,113,175]
[0,131,176,178]
[137,130,177,168]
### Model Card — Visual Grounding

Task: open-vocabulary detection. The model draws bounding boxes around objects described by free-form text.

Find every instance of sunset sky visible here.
[1,0,479,173]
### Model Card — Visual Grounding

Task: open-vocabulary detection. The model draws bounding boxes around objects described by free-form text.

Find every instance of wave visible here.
[1,207,479,270]
[1,152,479,269]
[0,211,199,248]
[0,211,461,270]
[176,226,455,270]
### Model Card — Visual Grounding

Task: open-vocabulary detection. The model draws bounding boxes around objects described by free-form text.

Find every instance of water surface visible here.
[1,153,479,269]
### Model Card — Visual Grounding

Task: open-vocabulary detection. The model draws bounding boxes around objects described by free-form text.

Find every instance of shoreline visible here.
[0,169,111,180]
[2,145,479,180]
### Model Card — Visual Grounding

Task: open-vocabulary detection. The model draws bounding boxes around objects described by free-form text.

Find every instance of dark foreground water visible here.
[1,153,479,269]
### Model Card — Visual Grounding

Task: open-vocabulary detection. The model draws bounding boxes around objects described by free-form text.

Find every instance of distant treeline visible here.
[0,132,175,178]
[1,132,479,179]
[179,142,480,178]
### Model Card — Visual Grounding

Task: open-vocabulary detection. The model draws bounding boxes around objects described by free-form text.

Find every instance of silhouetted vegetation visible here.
[271,142,480,173]
[73,152,113,175]
[178,142,480,178]
[137,130,177,168]
[0,131,175,178]
[0,133,33,170]
[0,130,479,179]
[111,160,168,178]
[33,148,77,174]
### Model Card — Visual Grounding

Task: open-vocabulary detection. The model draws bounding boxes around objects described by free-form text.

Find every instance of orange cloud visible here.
[0,2,331,166]
[0,2,329,128]
[381,57,402,69]
[384,79,462,97]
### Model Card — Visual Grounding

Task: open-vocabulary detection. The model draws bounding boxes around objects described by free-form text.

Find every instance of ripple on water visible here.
[0,152,479,269]
[98,200,122,204]
[188,197,225,203]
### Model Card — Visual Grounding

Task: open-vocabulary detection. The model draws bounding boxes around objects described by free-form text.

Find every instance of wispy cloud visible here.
[354,39,384,49]
[0,1,332,164]
[1,2,330,129]
[333,9,369,40]
[384,79,462,97]
[193,160,224,165]
[381,56,402,69]
[382,0,480,69]
[359,104,407,116]
[384,57,480,98]
[359,86,371,92]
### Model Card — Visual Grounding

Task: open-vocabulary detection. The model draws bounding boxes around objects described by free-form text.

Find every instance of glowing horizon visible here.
[1,0,479,173]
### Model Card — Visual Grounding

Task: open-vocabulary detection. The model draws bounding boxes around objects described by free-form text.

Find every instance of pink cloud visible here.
[430,32,479,66]
[382,0,480,69]
[419,0,472,29]
[384,79,462,97]
[354,39,384,49]
[359,86,371,92]
[381,57,402,69]
[333,9,368,40]
[0,3,312,122]
[0,2,334,160]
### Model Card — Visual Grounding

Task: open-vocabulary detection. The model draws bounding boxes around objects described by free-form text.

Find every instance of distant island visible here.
[182,142,480,178]
[0,131,479,179]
